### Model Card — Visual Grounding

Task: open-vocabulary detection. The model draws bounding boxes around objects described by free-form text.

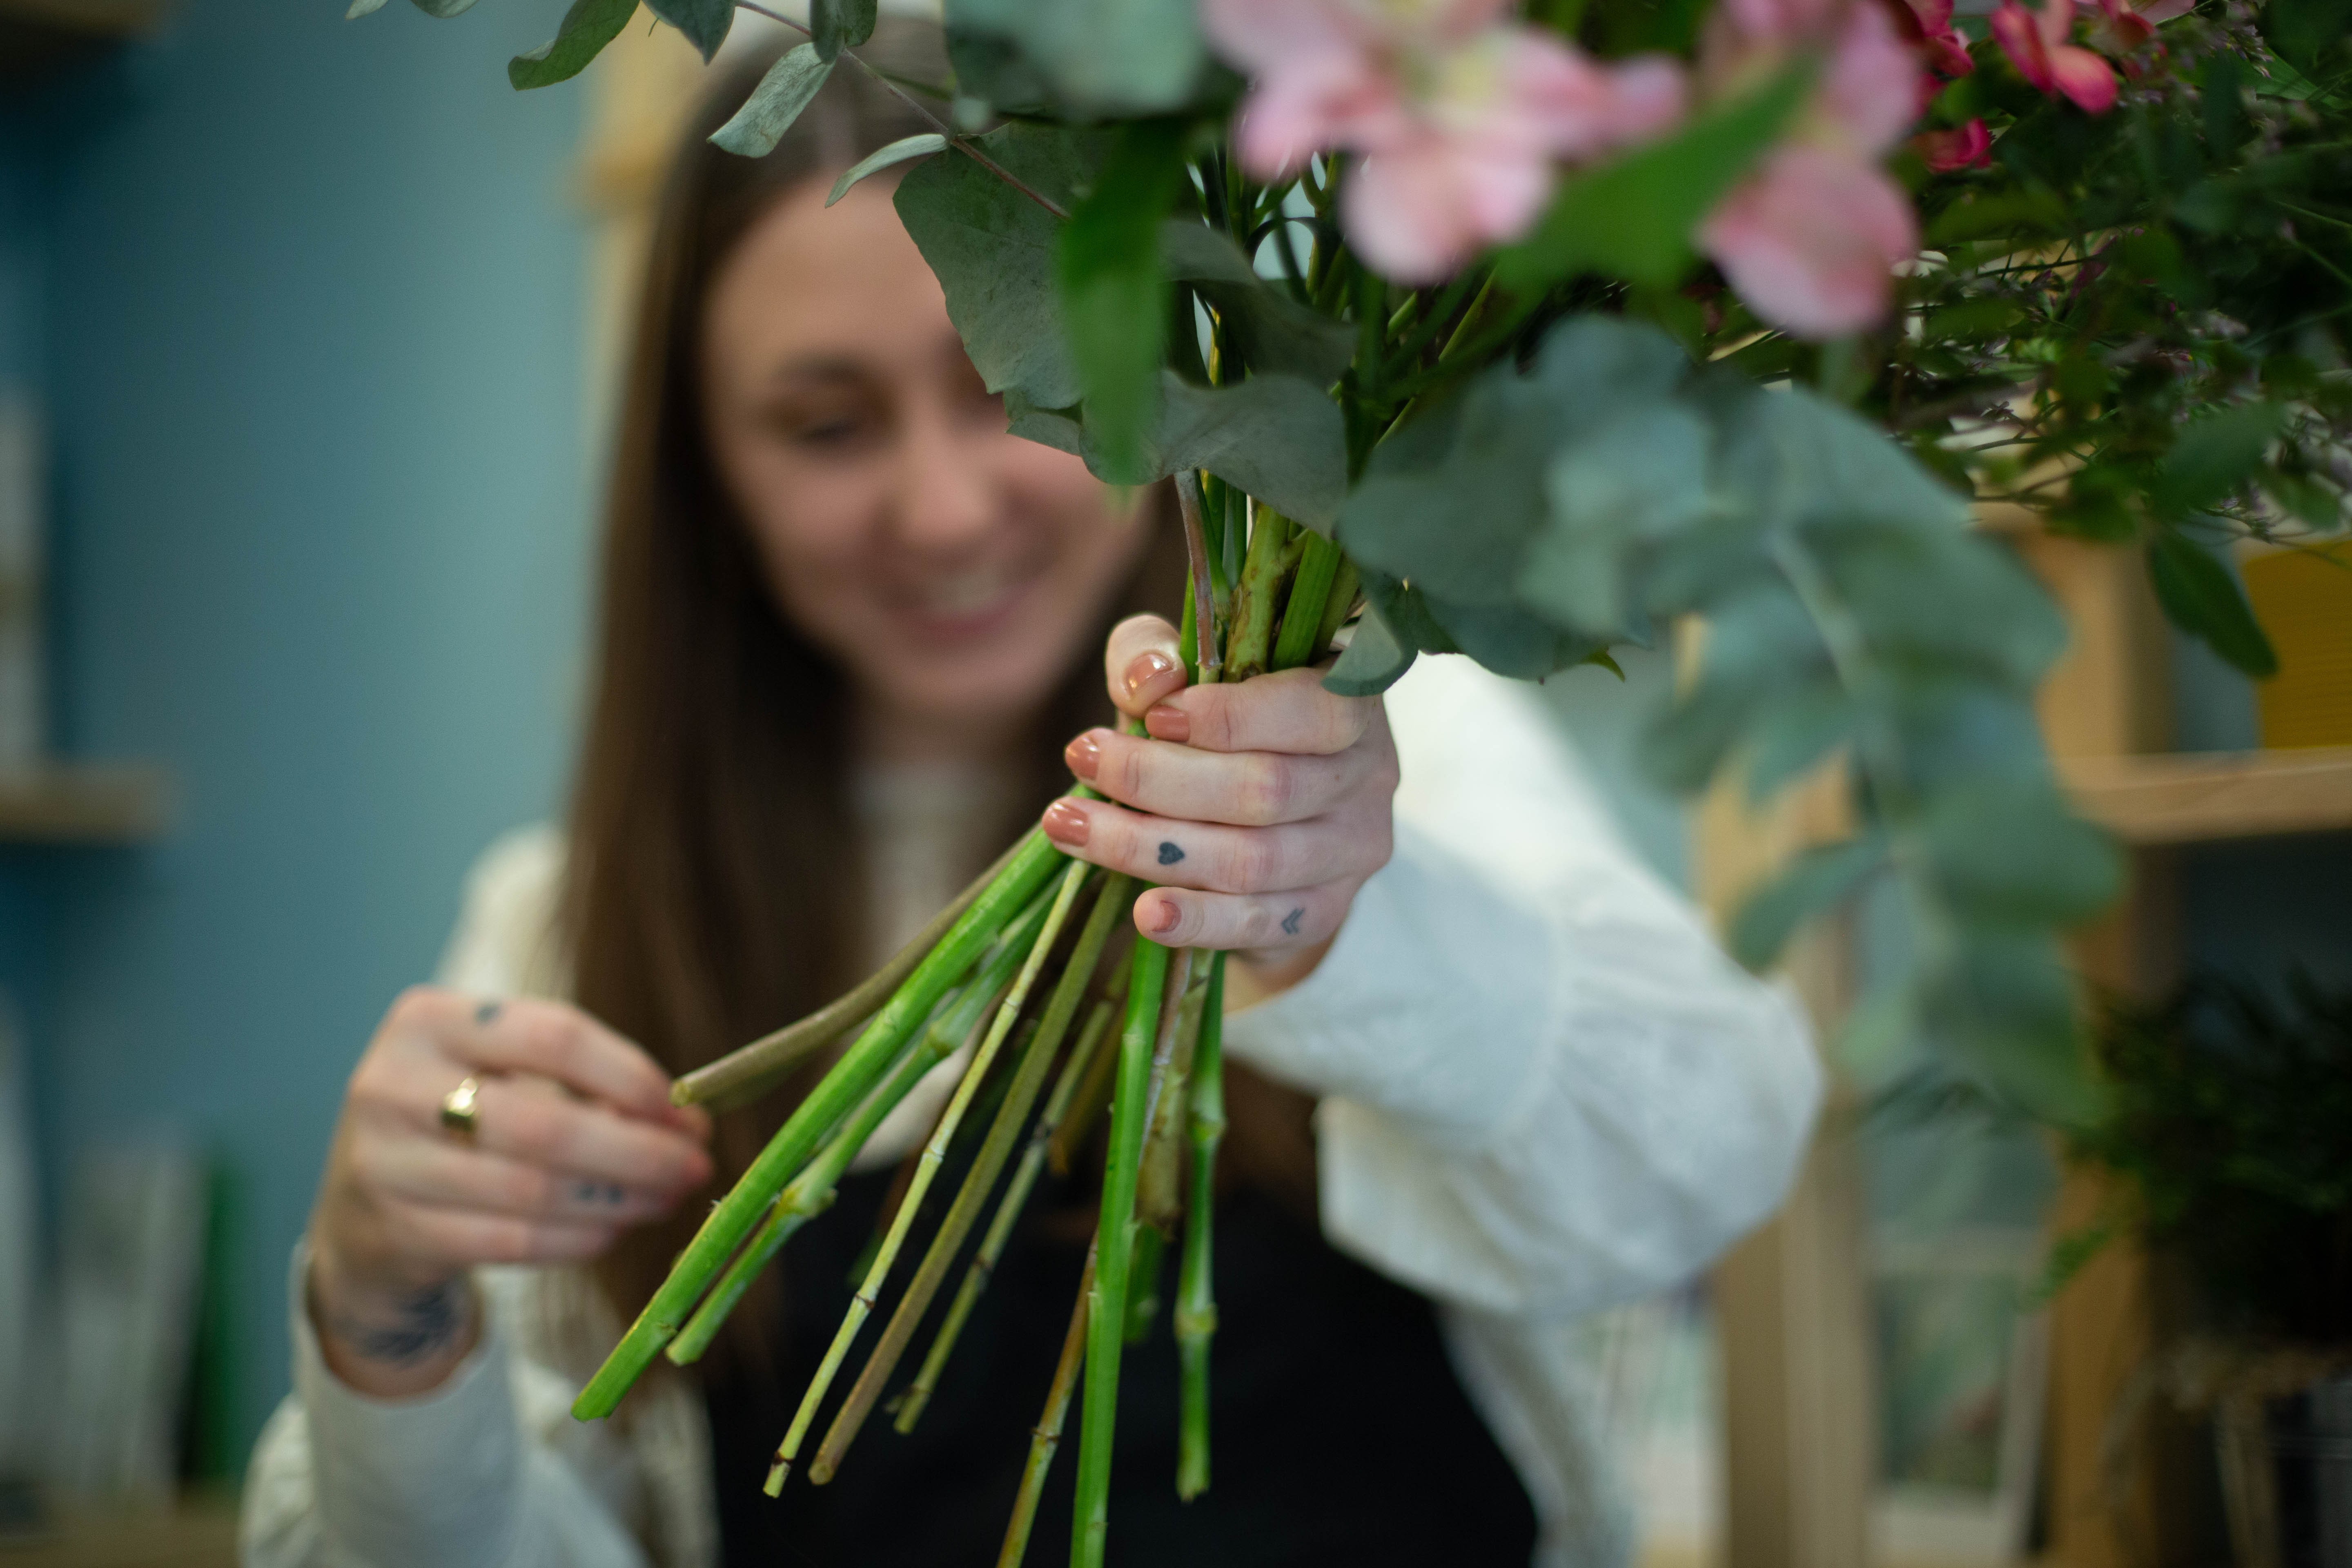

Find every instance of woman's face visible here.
[701,176,1146,761]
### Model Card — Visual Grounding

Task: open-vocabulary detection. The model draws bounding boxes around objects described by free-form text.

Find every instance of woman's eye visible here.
[770,403,877,450]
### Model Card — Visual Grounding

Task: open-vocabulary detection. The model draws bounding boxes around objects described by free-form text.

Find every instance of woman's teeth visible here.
[918,567,1020,618]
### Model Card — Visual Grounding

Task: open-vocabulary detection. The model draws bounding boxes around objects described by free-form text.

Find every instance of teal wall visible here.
[4,0,591,1465]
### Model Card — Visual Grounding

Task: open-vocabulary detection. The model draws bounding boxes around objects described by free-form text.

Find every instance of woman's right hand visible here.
[306,987,712,1397]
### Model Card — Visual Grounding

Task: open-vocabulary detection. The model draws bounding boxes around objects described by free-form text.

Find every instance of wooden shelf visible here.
[0,1497,236,1567]
[0,0,170,87]
[0,764,170,843]
[2059,746,2352,846]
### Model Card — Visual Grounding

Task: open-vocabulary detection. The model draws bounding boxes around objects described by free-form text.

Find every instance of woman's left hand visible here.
[1042,612,1399,998]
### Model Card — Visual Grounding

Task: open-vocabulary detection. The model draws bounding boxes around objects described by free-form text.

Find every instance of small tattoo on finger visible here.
[474,999,503,1026]
[1281,906,1305,936]
[1157,842,1185,865]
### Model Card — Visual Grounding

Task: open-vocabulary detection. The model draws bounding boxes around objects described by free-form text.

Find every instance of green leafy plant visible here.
[341,0,2350,1559]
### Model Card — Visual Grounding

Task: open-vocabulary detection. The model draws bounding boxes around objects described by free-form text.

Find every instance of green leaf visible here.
[946,0,1205,114]
[2147,530,2278,678]
[1418,590,1609,681]
[1919,777,2123,927]
[1728,833,1889,970]
[1161,224,1354,385]
[812,0,877,61]
[895,122,1107,410]
[403,0,477,15]
[2260,0,2352,86]
[711,44,835,158]
[509,0,637,90]
[1521,402,1716,636]
[1058,122,1188,484]
[1323,600,1417,696]
[1926,933,2102,1127]
[1151,374,1345,530]
[1493,65,1809,293]
[647,0,731,61]
[827,134,949,207]
[2153,402,2288,516]
[346,0,390,18]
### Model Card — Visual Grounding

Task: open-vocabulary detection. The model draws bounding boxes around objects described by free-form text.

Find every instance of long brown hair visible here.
[562,22,1181,1363]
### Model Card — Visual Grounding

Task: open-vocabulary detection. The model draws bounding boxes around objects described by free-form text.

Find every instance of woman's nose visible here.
[891,411,998,552]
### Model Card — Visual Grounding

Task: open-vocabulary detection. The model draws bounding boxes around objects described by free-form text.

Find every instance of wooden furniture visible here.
[0,0,170,86]
[0,764,169,844]
[0,1496,238,1568]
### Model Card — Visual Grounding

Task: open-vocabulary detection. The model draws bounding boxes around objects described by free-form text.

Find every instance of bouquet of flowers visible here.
[351,0,2350,1559]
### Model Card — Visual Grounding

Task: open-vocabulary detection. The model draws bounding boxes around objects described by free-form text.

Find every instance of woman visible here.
[241,24,1820,1568]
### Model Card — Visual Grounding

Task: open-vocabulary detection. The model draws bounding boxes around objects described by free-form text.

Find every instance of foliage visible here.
[2067,977,2352,1344]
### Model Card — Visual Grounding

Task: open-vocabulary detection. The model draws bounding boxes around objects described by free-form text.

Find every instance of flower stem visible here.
[1174,953,1226,1500]
[1314,558,1361,657]
[1270,529,1343,672]
[896,984,1123,1435]
[766,859,1091,1494]
[674,831,1035,1113]
[811,869,1134,1480]
[1174,472,1223,685]
[572,831,1066,1421]
[1071,942,1193,1568]
[1224,505,1295,682]
[996,1245,1095,1568]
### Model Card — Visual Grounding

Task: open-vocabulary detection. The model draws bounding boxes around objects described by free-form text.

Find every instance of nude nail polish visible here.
[1147,897,1182,935]
[1065,731,1103,780]
[1123,650,1180,699]
[1144,705,1190,743]
[1042,799,1090,847]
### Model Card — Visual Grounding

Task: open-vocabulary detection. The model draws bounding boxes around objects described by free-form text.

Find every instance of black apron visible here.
[702,1157,1537,1568]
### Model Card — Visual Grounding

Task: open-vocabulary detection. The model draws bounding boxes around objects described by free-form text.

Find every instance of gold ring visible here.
[439,1076,482,1142]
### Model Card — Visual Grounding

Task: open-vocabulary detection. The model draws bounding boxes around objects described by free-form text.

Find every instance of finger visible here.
[1131,882,1354,952]
[415,993,693,1131]
[1142,666,1378,757]
[381,1196,621,1269]
[360,1139,686,1225]
[1103,614,1188,722]
[392,1074,712,1193]
[1039,794,1384,896]
[1064,725,1362,827]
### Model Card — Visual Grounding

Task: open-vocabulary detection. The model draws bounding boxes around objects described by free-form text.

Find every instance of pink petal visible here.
[1824,2,1929,153]
[1926,31,1976,75]
[2036,0,2077,49]
[1699,145,1918,337]
[1199,0,1369,74]
[1990,0,2056,91]
[2049,43,2118,109]
[2138,0,2194,22]
[1341,140,1497,283]
[1233,57,1403,176]
[1913,117,1992,170]
[1502,37,1686,159]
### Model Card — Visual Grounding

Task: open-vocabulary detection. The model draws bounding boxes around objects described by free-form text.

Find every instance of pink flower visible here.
[1991,0,2118,112]
[1700,144,1920,336]
[1201,0,1686,282]
[1695,1,1925,336]
[1891,0,1976,76]
[1914,117,1993,169]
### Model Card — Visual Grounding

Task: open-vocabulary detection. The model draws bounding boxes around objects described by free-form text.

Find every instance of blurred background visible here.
[0,2,2345,1566]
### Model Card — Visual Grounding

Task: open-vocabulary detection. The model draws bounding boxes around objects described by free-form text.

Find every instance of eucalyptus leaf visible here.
[1522,402,1716,635]
[947,0,1205,113]
[827,135,949,206]
[1919,777,2122,927]
[510,0,637,90]
[2147,529,2278,677]
[1925,934,2102,1127]
[1058,122,1187,483]
[1494,65,1808,293]
[1162,224,1354,385]
[1323,601,1417,696]
[346,0,390,18]
[1729,833,1889,970]
[894,122,1107,410]
[404,0,477,15]
[712,44,835,158]
[1149,374,1346,529]
[812,0,877,61]
[648,0,731,61]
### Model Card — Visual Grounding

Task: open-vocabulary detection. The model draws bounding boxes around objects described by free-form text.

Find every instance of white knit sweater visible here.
[240,653,1822,1568]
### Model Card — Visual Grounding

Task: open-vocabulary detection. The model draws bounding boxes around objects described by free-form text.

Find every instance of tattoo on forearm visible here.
[474,998,503,1025]
[324,1280,473,1367]
[1157,842,1185,865]
[1281,906,1305,937]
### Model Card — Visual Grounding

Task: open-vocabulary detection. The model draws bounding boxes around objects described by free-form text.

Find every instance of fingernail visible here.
[1123,650,1180,699]
[1042,799,1090,848]
[1144,704,1190,744]
[1147,896,1182,935]
[1065,730,1103,780]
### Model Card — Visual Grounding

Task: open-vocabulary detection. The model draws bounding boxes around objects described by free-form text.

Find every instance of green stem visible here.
[1071,942,1191,1568]
[1121,1225,1166,1344]
[1314,558,1361,656]
[1225,506,1294,682]
[1270,530,1343,672]
[766,860,1087,1493]
[572,830,1065,1421]
[1174,953,1226,1500]
[812,869,1133,1479]
[896,988,1122,1434]
[996,1245,1095,1568]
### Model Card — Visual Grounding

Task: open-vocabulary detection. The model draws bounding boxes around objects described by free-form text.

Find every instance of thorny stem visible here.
[675,831,1033,1111]
[897,988,1123,1434]
[996,1245,1096,1568]
[1072,943,1195,1568]
[730,1,1070,220]
[572,831,1065,1421]
[1175,953,1227,1500]
[767,860,1091,1494]
[813,870,1134,1479]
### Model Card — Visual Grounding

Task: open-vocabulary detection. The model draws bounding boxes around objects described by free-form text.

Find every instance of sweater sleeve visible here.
[240,827,659,1568]
[1221,656,1823,1321]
